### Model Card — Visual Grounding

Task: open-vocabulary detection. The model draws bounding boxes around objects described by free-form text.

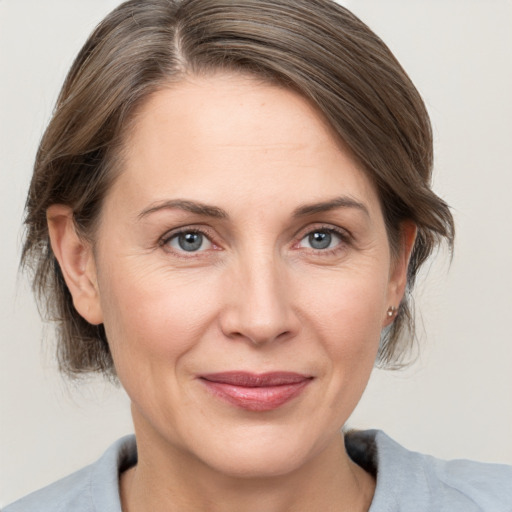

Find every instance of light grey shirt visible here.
[5,430,512,511]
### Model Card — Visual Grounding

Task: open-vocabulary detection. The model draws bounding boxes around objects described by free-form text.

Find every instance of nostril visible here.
[223,326,294,346]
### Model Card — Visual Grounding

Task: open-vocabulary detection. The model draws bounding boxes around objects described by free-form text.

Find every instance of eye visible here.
[298,229,343,251]
[165,231,213,253]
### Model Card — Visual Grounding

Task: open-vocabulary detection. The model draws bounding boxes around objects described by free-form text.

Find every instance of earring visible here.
[387,306,397,318]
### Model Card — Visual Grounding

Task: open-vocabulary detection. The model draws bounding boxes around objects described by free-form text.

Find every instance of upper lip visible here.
[200,372,312,387]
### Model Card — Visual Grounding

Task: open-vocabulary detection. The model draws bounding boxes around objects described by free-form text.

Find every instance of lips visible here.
[199,372,313,412]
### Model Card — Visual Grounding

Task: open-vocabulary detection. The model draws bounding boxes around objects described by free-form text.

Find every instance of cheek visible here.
[97,261,222,374]
[302,264,389,344]
[298,264,389,390]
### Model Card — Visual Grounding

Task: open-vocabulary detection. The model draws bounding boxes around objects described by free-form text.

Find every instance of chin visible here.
[206,445,312,479]
[188,422,333,479]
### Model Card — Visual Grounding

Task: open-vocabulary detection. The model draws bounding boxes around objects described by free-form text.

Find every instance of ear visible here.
[47,205,103,325]
[383,221,417,327]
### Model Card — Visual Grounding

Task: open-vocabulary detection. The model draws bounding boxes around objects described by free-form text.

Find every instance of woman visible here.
[4,0,511,510]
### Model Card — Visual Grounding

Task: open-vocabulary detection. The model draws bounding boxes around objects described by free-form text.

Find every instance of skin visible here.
[48,73,415,512]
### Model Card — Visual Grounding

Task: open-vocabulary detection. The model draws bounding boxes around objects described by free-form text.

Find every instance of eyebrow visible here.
[137,199,228,220]
[137,196,369,221]
[292,196,370,218]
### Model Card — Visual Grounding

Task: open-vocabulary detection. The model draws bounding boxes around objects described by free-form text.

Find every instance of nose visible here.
[219,252,300,346]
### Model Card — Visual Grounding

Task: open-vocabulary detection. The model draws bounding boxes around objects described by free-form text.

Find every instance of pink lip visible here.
[199,372,313,412]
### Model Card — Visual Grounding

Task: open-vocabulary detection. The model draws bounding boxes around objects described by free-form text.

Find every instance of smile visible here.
[199,372,313,412]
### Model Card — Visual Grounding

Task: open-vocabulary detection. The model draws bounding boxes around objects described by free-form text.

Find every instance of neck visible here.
[121,415,375,512]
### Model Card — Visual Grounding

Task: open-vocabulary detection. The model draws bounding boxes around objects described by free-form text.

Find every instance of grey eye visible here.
[299,230,342,250]
[309,231,331,249]
[168,232,212,252]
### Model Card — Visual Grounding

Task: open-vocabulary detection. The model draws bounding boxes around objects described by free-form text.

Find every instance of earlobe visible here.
[383,221,417,326]
[47,205,103,325]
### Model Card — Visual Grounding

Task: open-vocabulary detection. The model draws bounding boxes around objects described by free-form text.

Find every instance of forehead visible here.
[112,73,381,217]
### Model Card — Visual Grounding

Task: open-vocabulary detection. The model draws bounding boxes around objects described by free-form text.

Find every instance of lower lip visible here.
[200,379,311,412]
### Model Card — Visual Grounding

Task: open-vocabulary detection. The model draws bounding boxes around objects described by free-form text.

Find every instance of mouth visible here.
[199,372,313,412]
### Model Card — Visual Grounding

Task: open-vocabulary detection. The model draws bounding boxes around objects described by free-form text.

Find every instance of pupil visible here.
[309,231,331,250]
[178,232,203,251]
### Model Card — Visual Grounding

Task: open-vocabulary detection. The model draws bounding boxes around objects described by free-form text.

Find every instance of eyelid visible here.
[294,223,351,242]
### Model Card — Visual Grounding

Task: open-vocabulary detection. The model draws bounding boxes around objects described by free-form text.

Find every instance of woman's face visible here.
[87,74,409,477]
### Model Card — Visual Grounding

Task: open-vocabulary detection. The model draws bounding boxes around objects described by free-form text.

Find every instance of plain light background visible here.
[1,0,511,506]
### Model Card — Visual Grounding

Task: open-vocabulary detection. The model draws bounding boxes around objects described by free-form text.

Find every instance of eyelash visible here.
[159,224,352,257]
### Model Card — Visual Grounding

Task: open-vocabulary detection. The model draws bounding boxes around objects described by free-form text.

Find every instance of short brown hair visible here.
[22,0,454,378]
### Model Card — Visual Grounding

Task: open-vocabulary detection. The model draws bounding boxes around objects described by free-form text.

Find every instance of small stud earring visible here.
[387,306,397,318]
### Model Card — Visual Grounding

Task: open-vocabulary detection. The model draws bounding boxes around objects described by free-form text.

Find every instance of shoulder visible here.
[346,429,512,512]
[3,435,136,512]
